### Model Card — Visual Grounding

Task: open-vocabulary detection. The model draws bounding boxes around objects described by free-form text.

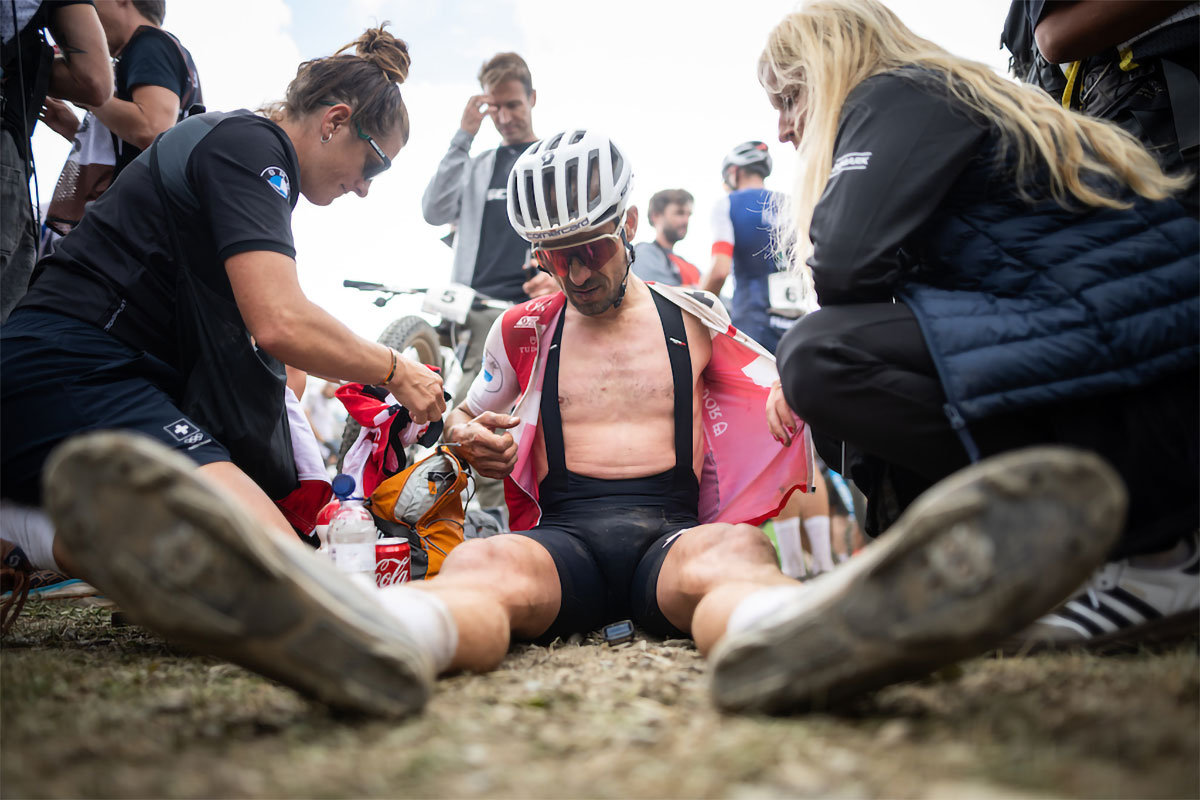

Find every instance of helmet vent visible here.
[586,150,601,212]
[509,172,525,226]
[542,170,558,225]
[564,158,580,219]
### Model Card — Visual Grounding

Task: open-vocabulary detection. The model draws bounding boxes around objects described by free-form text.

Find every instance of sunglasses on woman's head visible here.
[533,230,625,279]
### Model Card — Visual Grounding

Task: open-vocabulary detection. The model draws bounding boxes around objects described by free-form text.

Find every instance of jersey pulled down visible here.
[20,111,299,369]
[465,283,814,532]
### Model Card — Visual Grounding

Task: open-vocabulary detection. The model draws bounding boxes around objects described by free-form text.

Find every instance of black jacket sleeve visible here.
[806,71,989,305]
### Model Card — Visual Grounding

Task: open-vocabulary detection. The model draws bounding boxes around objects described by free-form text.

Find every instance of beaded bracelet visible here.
[381,347,398,385]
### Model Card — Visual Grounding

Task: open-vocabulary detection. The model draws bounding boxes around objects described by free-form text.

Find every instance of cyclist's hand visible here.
[387,355,446,425]
[766,380,802,446]
[447,411,519,478]
[523,270,558,298]
[460,94,492,137]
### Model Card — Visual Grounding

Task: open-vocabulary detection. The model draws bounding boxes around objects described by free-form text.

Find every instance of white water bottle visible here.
[327,474,377,588]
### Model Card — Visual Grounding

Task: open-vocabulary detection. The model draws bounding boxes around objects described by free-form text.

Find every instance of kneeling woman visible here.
[1,27,445,576]
[762,2,1197,564]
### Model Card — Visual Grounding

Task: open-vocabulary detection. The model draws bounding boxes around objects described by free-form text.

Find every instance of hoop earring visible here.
[320,131,332,143]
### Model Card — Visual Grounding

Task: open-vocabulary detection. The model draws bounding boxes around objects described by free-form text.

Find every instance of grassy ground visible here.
[2,600,1197,799]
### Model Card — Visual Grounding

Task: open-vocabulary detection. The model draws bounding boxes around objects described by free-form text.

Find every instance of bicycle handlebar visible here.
[342,279,510,311]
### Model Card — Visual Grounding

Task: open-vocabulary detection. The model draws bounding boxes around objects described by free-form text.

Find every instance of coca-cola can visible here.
[375,537,411,587]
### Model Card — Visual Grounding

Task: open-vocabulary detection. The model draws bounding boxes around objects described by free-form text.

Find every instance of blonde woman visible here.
[711,0,1197,714]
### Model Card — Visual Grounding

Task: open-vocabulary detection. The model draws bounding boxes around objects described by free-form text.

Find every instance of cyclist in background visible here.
[701,141,832,579]
[632,188,700,287]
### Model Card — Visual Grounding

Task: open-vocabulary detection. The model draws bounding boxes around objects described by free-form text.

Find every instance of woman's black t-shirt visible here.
[19,110,300,365]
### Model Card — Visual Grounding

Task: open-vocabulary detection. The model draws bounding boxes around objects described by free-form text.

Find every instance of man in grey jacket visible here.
[422,51,554,514]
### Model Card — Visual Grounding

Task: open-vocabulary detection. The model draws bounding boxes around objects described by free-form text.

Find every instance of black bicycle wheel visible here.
[336,316,443,472]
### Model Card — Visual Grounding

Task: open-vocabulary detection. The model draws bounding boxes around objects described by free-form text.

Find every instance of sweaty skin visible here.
[531,277,712,483]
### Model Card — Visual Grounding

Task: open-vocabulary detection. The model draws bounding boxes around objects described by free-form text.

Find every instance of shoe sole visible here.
[710,446,1126,714]
[44,432,434,718]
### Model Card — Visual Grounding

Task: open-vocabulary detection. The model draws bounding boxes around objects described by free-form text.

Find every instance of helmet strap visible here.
[612,228,635,310]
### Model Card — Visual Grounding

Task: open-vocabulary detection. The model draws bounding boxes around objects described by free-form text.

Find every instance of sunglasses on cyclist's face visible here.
[533,230,625,279]
[355,121,391,181]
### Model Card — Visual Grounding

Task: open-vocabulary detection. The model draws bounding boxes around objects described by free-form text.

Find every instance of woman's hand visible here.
[766,379,803,446]
[39,97,81,141]
[386,352,446,425]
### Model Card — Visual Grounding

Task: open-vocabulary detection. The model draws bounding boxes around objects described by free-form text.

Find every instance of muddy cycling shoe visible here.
[44,431,434,718]
[710,446,1126,715]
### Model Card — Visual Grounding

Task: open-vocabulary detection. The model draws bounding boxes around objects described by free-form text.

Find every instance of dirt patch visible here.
[2,601,1197,799]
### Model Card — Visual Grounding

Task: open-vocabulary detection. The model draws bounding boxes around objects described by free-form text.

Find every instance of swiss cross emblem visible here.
[164,419,197,442]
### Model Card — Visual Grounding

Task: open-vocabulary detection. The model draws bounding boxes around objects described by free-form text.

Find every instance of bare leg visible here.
[195,461,295,538]
[655,523,796,656]
[411,534,561,673]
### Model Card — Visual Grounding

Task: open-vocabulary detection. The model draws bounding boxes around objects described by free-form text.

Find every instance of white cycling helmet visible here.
[507,129,634,243]
[722,141,772,188]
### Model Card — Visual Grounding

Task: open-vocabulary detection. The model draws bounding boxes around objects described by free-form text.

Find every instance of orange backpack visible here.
[368,446,470,578]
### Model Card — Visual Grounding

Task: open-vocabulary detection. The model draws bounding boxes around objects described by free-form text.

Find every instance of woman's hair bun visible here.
[348,23,410,84]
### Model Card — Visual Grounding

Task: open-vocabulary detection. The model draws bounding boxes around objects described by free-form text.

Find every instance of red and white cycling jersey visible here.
[466,283,814,532]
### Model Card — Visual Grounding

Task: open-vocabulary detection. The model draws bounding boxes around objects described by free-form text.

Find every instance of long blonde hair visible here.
[760,0,1190,270]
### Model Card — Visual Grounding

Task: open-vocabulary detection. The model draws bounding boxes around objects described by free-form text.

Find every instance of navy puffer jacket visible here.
[808,70,1199,434]
[899,136,1198,424]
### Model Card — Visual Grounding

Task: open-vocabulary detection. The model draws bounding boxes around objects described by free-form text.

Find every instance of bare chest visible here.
[555,328,675,421]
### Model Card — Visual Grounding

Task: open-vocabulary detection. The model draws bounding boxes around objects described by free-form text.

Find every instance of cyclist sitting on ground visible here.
[429,129,813,667]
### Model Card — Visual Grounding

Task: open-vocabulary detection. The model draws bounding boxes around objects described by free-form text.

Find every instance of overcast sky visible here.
[30,0,1014,341]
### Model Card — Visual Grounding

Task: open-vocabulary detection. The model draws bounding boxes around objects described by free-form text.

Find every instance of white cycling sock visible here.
[0,501,59,572]
[376,585,458,674]
[803,516,836,574]
[725,584,808,637]
[772,517,807,579]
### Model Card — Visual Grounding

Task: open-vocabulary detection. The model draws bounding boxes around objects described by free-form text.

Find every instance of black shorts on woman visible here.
[515,292,699,643]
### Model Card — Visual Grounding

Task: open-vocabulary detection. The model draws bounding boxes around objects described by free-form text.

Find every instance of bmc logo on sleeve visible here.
[261,166,290,199]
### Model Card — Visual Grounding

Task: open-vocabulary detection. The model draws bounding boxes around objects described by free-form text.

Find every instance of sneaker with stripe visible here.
[1002,532,1199,654]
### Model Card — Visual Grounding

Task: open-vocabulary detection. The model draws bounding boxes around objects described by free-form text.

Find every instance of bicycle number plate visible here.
[422,284,475,325]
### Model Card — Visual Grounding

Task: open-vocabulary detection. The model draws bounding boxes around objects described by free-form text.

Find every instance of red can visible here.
[375,537,411,587]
